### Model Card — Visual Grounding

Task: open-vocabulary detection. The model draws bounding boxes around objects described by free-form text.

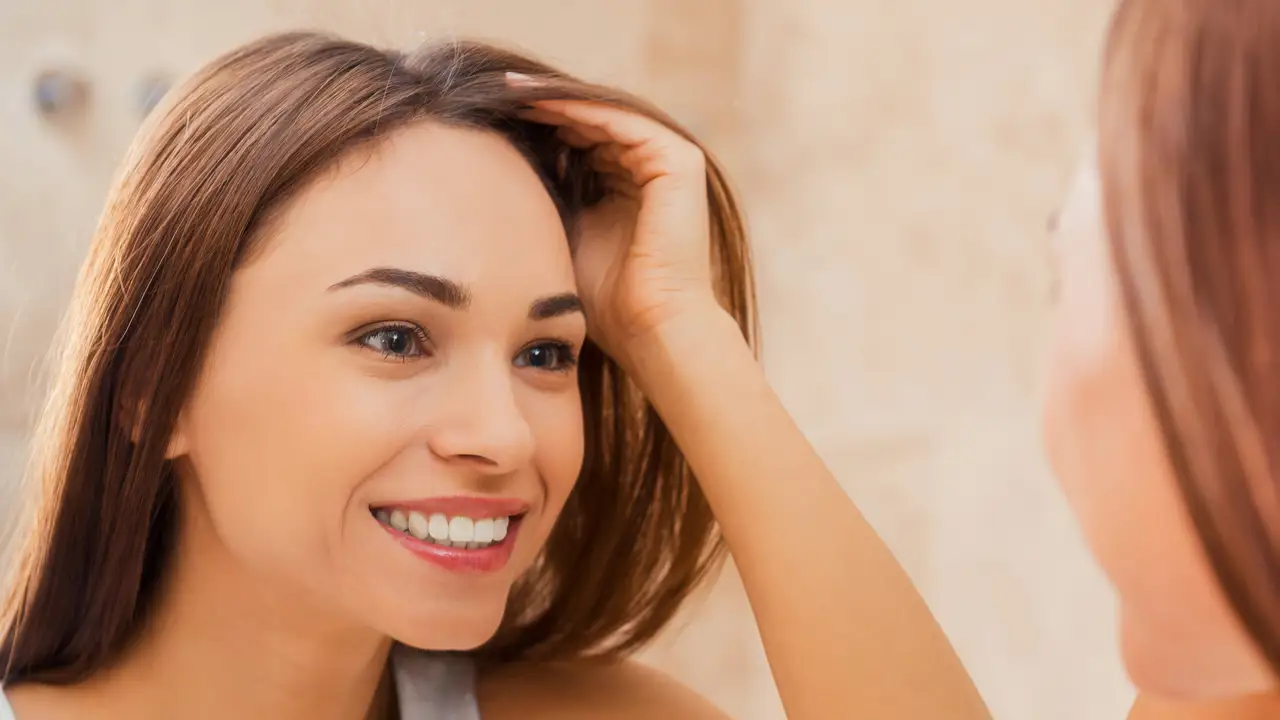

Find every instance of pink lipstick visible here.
[370,496,528,573]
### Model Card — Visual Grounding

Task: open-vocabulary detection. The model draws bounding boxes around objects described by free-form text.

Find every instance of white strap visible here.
[392,647,481,719]
[0,687,15,720]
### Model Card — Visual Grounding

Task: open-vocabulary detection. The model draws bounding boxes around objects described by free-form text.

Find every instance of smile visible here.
[368,496,529,573]
[372,507,510,550]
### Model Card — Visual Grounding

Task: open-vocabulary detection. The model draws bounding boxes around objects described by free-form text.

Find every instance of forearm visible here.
[629,308,990,719]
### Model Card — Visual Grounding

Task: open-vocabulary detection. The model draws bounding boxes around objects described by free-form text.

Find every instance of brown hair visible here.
[1100,0,1280,672]
[0,31,756,685]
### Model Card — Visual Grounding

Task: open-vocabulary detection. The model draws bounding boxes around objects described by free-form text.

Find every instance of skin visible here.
[18,19,1280,717]
[1044,156,1280,715]
[507,92,990,718]
[5,80,992,719]
[11,118,591,719]
[27,47,1275,719]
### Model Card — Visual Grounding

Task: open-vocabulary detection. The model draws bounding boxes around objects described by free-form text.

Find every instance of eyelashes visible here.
[356,323,431,361]
[353,322,579,371]
[514,340,578,373]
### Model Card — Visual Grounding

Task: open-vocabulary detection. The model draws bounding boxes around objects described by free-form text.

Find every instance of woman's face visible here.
[1043,154,1274,698]
[166,122,587,649]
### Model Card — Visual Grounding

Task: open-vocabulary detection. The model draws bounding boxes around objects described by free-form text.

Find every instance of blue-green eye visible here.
[515,342,577,372]
[358,324,429,360]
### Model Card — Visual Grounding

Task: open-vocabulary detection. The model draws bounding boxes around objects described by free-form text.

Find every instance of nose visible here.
[425,359,536,474]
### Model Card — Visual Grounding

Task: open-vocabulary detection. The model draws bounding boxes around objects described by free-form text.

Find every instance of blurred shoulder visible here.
[476,658,731,720]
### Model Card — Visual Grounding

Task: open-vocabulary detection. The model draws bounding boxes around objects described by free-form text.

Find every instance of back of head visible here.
[0,31,755,684]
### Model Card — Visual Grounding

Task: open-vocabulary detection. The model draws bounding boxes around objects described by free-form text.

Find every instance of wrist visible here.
[623,303,751,397]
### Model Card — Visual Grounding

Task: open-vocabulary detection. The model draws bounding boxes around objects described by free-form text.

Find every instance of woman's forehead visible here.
[246,123,574,291]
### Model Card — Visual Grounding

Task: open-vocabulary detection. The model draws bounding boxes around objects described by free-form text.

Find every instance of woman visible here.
[0,32,988,719]
[1046,0,1280,716]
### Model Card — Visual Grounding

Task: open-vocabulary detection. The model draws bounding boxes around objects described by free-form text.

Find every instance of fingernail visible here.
[505,71,541,86]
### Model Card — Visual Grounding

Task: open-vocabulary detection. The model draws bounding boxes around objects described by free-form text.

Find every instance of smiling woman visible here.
[0,29,989,720]
[0,32,754,718]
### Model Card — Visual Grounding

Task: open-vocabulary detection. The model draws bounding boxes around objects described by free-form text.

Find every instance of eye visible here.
[514,341,578,373]
[356,323,430,361]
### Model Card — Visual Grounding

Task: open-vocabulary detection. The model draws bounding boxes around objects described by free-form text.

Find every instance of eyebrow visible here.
[529,293,583,321]
[329,267,471,309]
[329,267,582,320]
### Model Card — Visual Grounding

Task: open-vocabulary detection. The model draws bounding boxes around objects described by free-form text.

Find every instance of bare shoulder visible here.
[1129,693,1280,720]
[476,658,731,720]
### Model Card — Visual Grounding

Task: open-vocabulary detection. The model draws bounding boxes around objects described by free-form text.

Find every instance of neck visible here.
[81,498,394,720]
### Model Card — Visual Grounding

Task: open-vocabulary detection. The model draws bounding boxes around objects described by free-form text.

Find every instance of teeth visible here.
[408,511,430,540]
[375,509,513,548]
[390,510,408,533]
[450,516,475,543]
[429,514,450,541]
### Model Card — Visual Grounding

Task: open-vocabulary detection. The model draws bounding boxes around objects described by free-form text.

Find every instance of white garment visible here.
[393,647,482,719]
[0,647,479,719]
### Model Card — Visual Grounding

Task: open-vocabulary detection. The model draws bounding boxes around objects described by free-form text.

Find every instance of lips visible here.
[370,496,529,573]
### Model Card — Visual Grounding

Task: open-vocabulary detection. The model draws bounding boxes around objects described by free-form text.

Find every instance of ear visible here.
[121,398,145,445]
[121,397,190,460]
[165,410,191,460]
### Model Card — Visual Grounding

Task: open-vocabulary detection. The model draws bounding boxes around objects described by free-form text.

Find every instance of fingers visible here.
[590,142,623,168]
[506,72,665,148]
[507,73,706,193]
[541,101,706,180]
[555,125,597,149]
[544,123,638,193]
[589,157,625,178]
[529,103,702,188]
[515,107,568,127]
[529,99,676,152]
[510,98,703,179]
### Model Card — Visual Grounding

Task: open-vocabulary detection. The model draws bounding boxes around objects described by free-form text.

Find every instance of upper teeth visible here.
[377,509,510,548]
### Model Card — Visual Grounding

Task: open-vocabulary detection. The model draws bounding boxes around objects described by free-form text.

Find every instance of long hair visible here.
[1100,0,1280,672]
[0,31,757,684]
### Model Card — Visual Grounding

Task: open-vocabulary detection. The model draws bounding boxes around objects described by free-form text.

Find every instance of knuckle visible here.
[667,139,706,175]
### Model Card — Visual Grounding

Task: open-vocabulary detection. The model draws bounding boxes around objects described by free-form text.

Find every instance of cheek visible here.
[524,383,585,519]
[1043,202,1164,592]
[1043,271,1136,564]
[1043,314,1170,592]
[179,324,407,584]
[1042,254,1274,696]
[1042,258,1184,618]
[1045,156,1127,556]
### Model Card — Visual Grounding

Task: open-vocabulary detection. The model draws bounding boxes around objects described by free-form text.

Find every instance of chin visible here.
[378,595,510,651]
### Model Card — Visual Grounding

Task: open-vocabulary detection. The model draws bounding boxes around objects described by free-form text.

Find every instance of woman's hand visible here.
[512,75,990,719]
[508,73,726,371]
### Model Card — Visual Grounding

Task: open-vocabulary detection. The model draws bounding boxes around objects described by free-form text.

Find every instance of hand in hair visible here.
[509,73,723,372]
[513,77,992,719]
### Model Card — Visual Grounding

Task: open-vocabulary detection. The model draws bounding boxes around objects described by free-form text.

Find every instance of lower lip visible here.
[379,519,521,573]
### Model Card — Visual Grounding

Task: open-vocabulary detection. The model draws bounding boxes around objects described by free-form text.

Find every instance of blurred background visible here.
[0,0,1128,717]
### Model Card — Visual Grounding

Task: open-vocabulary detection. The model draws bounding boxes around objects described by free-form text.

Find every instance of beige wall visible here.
[0,1,1131,717]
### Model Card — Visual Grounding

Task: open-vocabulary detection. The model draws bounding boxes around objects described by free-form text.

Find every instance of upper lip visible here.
[370,495,530,519]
